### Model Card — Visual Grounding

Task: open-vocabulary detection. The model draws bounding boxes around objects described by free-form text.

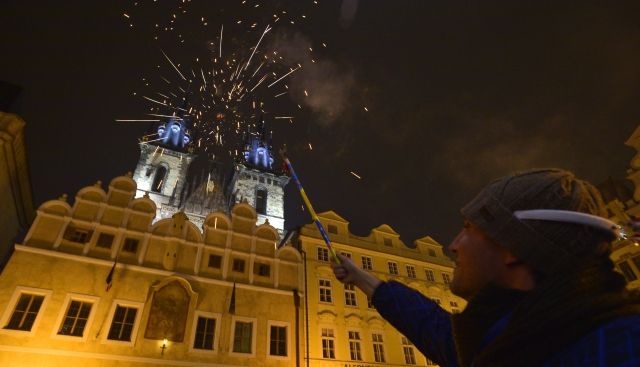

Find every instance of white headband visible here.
[513,209,625,240]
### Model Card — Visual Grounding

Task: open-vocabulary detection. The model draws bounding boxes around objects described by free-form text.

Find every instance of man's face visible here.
[448,220,509,299]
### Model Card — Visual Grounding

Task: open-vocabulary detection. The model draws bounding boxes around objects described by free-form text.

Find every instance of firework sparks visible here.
[161,49,187,81]
[121,1,333,158]
[267,66,301,88]
[244,25,272,71]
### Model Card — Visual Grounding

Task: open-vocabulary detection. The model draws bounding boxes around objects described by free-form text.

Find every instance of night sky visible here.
[2,0,640,247]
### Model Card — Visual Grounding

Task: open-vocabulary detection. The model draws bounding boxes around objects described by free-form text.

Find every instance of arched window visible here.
[152,166,167,193]
[256,188,267,214]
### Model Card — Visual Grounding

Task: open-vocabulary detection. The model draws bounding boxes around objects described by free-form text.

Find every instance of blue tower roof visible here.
[154,95,191,151]
[242,116,274,171]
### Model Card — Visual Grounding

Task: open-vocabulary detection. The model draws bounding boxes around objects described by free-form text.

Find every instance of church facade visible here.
[132,113,289,233]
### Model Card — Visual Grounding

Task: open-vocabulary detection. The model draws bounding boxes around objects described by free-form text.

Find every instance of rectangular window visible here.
[4,294,45,331]
[122,238,139,253]
[208,254,222,268]
[402,337,416,365]
[58,300,92,337]
[96,233,114,249]
[256,189,267,214]
[107,305,137,341]
[388,261,398,275]
[425,268,435,282]
[194,316,216,350]
[451,300,461,314]
[361,256,373,270]
[383,237,392,246]
[254,263,271,277]
[433,298,442,305]
[344,284,357,306]
[317,247,329,262]
[232,259,245,273]
[632,255,640,273]
[269,325,287,356]
[348,331,362,360]
[340,251,352,259]
[442,272,452,285]
[367,296,375,309]
[406,265,416,278]
[372,333,386,363]
[327,224,338,234]
[319,279,332,303]
[618,261,638,281]
[426,357,437,365]
[428,248,436,256]
[65,227,91,243]
[321,328,335,359]
[233,321,253,353]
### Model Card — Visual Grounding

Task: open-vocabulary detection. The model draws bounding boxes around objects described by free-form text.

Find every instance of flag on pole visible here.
[228,282,236,314]
[105,261,116,292]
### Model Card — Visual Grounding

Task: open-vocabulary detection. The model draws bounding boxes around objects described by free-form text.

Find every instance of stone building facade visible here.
[132,140,195,219]
[132,114,289,234]
[228,164,289,233]
[297,211,462,367]
[0,112,34,270]
[0,174,303,366]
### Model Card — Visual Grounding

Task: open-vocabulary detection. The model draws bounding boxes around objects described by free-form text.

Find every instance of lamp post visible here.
[161,338,168,355]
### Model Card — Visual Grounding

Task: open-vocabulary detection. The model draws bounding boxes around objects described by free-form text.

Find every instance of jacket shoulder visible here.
[546,315,640,367]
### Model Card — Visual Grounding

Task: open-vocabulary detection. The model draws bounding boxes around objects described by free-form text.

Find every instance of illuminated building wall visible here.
[0,173,461,367]
[132,139,195,221]
[297,211,463,367]
[132,115,289,234]
[0,112,34,270]
[226,118,289,234]
[0,174,303,366]
[228,164,289,233]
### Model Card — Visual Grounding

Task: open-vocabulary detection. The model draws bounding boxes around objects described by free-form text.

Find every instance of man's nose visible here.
[449,231,462,252]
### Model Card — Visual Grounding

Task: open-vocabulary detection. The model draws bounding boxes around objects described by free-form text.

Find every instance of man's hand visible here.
[331,253,383,298]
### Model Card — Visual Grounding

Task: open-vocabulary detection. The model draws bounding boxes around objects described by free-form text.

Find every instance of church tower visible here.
[228,117,290,233]
[132,108,195,220]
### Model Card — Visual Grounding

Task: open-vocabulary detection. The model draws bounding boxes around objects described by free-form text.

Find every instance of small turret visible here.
[242,115,275,171]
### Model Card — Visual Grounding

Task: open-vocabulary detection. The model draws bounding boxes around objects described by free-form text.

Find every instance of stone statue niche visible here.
[144,280,192,342]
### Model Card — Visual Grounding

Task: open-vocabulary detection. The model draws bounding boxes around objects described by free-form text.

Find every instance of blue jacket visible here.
[372,281,640,367]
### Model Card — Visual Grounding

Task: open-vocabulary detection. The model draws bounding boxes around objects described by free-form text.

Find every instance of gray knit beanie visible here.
[461,168,611,274]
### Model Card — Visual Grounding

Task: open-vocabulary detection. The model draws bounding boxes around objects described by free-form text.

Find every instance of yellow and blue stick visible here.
[280,146,340,263]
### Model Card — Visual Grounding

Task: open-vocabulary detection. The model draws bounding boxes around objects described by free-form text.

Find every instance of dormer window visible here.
[327,224,338,234]
[383,238,392,247]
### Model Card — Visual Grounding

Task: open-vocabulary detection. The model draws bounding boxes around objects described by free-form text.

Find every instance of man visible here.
[332,169,640,366]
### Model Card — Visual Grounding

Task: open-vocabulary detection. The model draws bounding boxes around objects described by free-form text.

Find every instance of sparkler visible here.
[279,146,340,263]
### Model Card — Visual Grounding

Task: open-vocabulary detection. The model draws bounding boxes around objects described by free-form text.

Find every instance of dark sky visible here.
[2,0,640,247]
